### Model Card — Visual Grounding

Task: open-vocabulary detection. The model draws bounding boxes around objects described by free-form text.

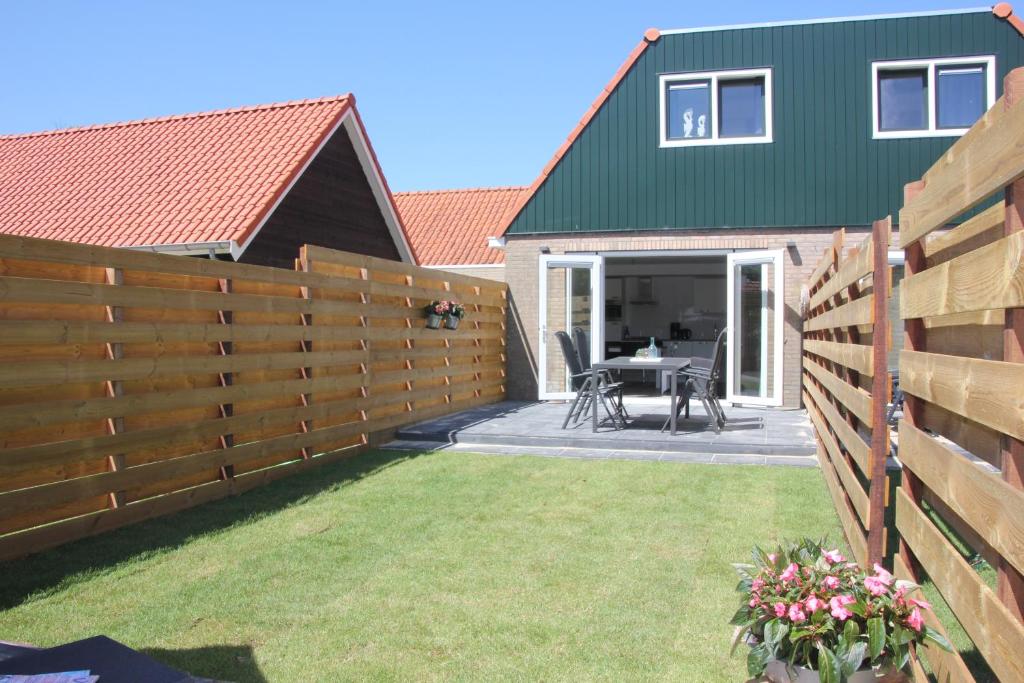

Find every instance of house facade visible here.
[498,7,1024,407]
[0,95,413,268]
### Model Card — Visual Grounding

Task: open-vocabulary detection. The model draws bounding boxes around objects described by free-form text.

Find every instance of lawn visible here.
[0,450,841,682]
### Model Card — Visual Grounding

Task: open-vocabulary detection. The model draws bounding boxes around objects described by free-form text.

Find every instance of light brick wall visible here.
[503,228,874,408]
[427,265,505,282]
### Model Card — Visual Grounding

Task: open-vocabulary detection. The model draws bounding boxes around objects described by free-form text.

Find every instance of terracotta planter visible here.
[763,660,907,683]
[425,313,443,329]
[444,315,460,330]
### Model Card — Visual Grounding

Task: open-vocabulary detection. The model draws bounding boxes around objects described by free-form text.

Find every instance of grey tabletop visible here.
[592,356,691,371]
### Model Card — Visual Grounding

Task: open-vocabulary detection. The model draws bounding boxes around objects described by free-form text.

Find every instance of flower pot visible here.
[764,660,907,683]
[425,313,443,329]
[444,315,460,330]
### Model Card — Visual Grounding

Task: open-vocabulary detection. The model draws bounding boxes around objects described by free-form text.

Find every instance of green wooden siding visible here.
[506,10,1024,234]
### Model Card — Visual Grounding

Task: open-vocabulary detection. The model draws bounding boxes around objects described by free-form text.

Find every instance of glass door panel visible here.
[538,255,603,400]
[726,251,783,406]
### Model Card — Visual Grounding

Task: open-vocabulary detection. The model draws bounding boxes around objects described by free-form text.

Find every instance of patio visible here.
[387,399,817,465]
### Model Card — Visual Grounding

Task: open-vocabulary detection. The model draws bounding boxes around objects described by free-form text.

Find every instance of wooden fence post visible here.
[216,276,235,479]
[899,180,927,582]
[104,267,127,508]
[298,254,314,459]
[866,217,890,564]
[999,66,1024,621]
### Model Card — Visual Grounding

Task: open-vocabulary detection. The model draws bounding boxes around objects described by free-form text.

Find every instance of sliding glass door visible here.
[726,250,784,406]
[537,255,604,400]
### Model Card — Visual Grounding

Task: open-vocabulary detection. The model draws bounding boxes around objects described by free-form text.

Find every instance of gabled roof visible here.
[0,95,413,261]
[498,5,1023,235]
[395,187,526,266]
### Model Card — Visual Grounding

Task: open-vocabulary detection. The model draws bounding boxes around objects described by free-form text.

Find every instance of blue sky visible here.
[1,1,982,191]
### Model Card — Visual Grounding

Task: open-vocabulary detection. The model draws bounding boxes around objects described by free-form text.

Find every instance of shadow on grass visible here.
[0,448,420,611]
[144,644,267,683]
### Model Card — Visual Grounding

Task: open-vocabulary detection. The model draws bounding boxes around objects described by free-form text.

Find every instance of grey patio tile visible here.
[710,453,767,465]
[767,456,819,468]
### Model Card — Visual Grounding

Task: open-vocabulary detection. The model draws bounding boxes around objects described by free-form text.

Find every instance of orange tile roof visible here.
[395,187,527,265]
[0,95,407,254]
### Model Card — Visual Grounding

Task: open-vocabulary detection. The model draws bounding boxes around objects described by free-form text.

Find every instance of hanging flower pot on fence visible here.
[444,314,460,330]
[424,300,465,330]
[425,313,443,329]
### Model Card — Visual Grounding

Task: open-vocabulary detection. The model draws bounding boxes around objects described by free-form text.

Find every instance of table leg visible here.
[671,370,678,435]
[591,367,599,432]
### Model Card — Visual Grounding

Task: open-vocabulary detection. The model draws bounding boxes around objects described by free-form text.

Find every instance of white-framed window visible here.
[658,68,773,147]
[872,56,996,139]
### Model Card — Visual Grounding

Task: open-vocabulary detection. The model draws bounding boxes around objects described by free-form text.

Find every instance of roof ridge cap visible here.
[395,186,529,196]
[0,94,353,141]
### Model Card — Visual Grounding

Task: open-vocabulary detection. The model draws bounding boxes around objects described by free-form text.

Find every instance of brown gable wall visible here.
[239,126,402,268]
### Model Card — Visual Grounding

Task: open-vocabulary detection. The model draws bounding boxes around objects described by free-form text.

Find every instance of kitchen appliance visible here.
[670,323,692,340]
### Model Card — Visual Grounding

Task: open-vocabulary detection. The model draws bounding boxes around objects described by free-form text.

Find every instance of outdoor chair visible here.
[572,327,628,419]
[555,331,627,429]
[662,328,728,434]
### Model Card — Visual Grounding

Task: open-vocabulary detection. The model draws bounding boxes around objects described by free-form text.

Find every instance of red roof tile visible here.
[0,95,407,254]
[395,187,527,265]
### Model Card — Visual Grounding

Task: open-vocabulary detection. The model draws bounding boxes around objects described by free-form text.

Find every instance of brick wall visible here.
[503,228,875,408]
[428,265,506,283]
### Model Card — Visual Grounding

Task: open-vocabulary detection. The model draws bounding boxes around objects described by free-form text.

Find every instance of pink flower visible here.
[907,607,924,632]
[749,597,760,608]
[864,565,893,597]
[752,578,765,592]
[822,575,840,590]
[823,549,845,565]
[805,595,826,613]
[788,603,808,623]
[909,597,932,610]
[780,563,799,583]
[873,564,894,583]
[774,602,787,617]
[768,553,778,563]
[829,595,856,621]
[803,566,813,577]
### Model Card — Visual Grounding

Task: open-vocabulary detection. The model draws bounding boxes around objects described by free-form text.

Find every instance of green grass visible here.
[0,451,841,682]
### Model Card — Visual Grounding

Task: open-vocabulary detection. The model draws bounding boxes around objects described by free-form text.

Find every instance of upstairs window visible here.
[659,68,773,147]
[872,57,995,138]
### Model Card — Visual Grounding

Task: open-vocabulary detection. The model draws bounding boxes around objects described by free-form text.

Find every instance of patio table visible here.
[591,356,691,435]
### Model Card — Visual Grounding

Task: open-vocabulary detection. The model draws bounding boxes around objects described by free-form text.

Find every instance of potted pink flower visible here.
[444,301,466,329]
[424,300,449,329]
[731,539,951,683]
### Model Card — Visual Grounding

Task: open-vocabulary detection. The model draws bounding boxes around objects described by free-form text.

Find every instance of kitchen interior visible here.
[603,255,726,394]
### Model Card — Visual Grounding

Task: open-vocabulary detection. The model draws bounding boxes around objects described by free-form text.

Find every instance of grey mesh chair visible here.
[663,328,728,433]
[572,327,627,419]
[555,331,626,429]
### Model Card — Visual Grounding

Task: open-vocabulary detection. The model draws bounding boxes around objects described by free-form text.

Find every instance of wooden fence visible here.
[895,68,1024,682]
[802,220,892,567]
[0,235,507,561]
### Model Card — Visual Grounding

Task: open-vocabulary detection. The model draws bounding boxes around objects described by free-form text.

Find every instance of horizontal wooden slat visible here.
[900,93,1024,247]
[802,357,873,427]
[807,246,838,292]
[809,237,873,309]
[803,339,873,376]
[900,349,1024,442]
[803,293,874,332]
[892,552,976,683]
[812,411,869,565]
[900,421,1024,576]
[902,230,1024,320]
[924,202,1004,263]
[803,381,871,474]
[807,396,870,526]
[895,489,1024,683]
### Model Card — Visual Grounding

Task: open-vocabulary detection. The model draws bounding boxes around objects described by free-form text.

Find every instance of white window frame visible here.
[658,68,774,148]
[871,56,996,139]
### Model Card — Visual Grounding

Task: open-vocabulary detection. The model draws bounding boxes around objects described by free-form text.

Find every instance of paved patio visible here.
[385,399,818,465]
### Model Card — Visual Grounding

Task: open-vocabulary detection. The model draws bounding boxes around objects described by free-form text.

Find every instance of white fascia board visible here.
[233,109,415,265]
[123,240,233,257]
[659,7,991,36]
